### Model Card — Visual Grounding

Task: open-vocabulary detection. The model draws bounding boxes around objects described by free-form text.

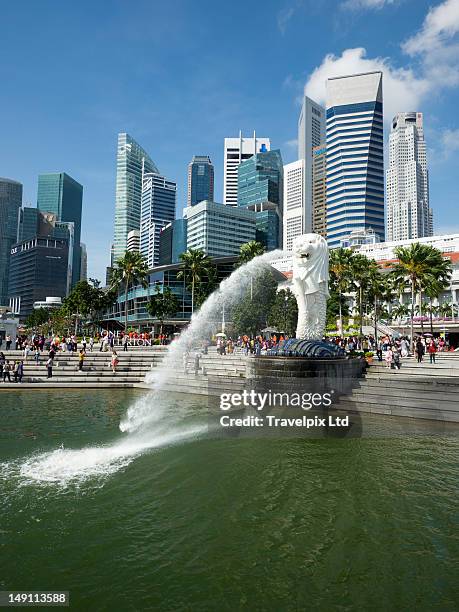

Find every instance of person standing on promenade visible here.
[89,336,94,352]
[385,346,393,369]
[123,334,129,352]
[46,356,53,379]
[5,335,11,351]
[428,340,437,364]
[415,338,425,363]
[3,361,11,382]
[110,350,119,374]
[34,348,41,364]
[78,349,85,371]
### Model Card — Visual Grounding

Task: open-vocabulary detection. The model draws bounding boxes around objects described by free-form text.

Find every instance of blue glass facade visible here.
[37,172,83,286]
[188,156,214,206]
[326,86,385,249]
[237,150,283,250]
[0,178,22,306]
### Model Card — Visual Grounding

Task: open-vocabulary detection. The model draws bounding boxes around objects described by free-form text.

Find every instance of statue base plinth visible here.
[267,339,346,359]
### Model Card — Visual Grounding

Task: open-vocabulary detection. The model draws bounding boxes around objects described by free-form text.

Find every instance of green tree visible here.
[391,244,452,347]
[231,271,278,336]
[236,241,266,301]
[267,288,298,336]
[25,307,50,330]
[329,247,354,332]
[177,249,213,314]
[110,251,149,331]
[146,286,180,338]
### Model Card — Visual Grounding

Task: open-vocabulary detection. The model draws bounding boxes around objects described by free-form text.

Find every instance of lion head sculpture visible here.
[292,233,329,297]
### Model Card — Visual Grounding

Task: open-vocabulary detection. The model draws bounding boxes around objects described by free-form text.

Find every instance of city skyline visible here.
[1,0,459,279]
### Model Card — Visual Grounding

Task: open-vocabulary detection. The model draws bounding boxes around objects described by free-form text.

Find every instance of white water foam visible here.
[9,250,285,486]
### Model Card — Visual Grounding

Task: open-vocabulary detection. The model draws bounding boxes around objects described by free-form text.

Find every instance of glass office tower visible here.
[37,172,83,286]
[187,156,214,206]
[237,149,283,250]
[0,178,22,306]
[326,71,385,248]
[113,133,159,262]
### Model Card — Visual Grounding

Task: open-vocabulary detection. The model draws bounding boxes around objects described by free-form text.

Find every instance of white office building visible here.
[127,229,140,252]
[386,112,433,241]
[283,159,305,251]
[184,200,256,257]
[223,131,270,206]
[140,173,176,268]
[326,71,385,248]
[298,94,326,233]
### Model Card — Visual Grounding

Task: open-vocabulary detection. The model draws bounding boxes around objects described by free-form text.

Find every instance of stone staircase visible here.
[156,351,248,396]
[0,350,165,388]
[337,356,459,422]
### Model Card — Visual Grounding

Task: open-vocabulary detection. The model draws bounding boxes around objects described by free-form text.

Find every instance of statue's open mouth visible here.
[300,253,310,259]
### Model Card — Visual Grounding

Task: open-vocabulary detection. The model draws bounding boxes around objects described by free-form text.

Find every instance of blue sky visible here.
[1,0,459,281]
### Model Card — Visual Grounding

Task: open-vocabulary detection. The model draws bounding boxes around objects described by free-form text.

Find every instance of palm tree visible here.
[236,241,266,266]
[236,241,266,301]
[177,249,213,315]
[391,243,449,349]
[390,303,410,323]
[350,253,372,339]
[424,275,450,334]
[110,251,149,332]
[329,247,354,334]
[366,260,387,343]
[146,286,179,340]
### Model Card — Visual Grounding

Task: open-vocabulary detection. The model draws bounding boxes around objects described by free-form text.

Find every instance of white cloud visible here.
[277,6,296,34]
[341,0,397,10]
[304,47,429,123]
[403,0,459,55]
[303,0,459,123]
[441,127,459,151]
[284,138,299,149]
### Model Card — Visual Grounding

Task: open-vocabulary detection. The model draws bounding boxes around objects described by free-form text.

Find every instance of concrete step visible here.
[339,391,459,413]
[351,383,459,404]
[336,400,459,422]
[0,382,137,389]
[361,377,459,393]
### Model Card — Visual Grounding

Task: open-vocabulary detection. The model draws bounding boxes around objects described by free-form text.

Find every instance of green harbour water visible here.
[0,389,458,611]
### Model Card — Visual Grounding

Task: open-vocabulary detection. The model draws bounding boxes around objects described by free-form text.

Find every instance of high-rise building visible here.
[283,160,305,251]
[37,172,83,286]
[0,178,22,306]
[298,95,326,233]
[237,149,283,250]
[184,200,256,257]
[113,133,159,262]
[386,112,432,241]
[312,146,327,238]
[140,172,176,268]
[187,156,214,206]
[127,229,140,252]
[326,71,385,248]
[8,237,69,319]
[223,131,270,206]
[80,243,87,281]
[19,207,40,242]
[159,219,188,265]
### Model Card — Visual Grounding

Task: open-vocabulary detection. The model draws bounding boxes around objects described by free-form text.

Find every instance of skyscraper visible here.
[312,146,327,238]
[187,156,214,206]
[386,112,432,241]
[237,149,283,250]
[140,172,176,268]
[0,178,22,306]
[113,133,159,262]
[298,95,326,233]
[283,160,305,251]
[37,172,83,286]
[80,243,87,281]
[223,131,270,206]
[326,71,385,248]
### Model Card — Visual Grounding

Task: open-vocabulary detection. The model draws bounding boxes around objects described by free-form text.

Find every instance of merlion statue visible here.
[291,233,329,340]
